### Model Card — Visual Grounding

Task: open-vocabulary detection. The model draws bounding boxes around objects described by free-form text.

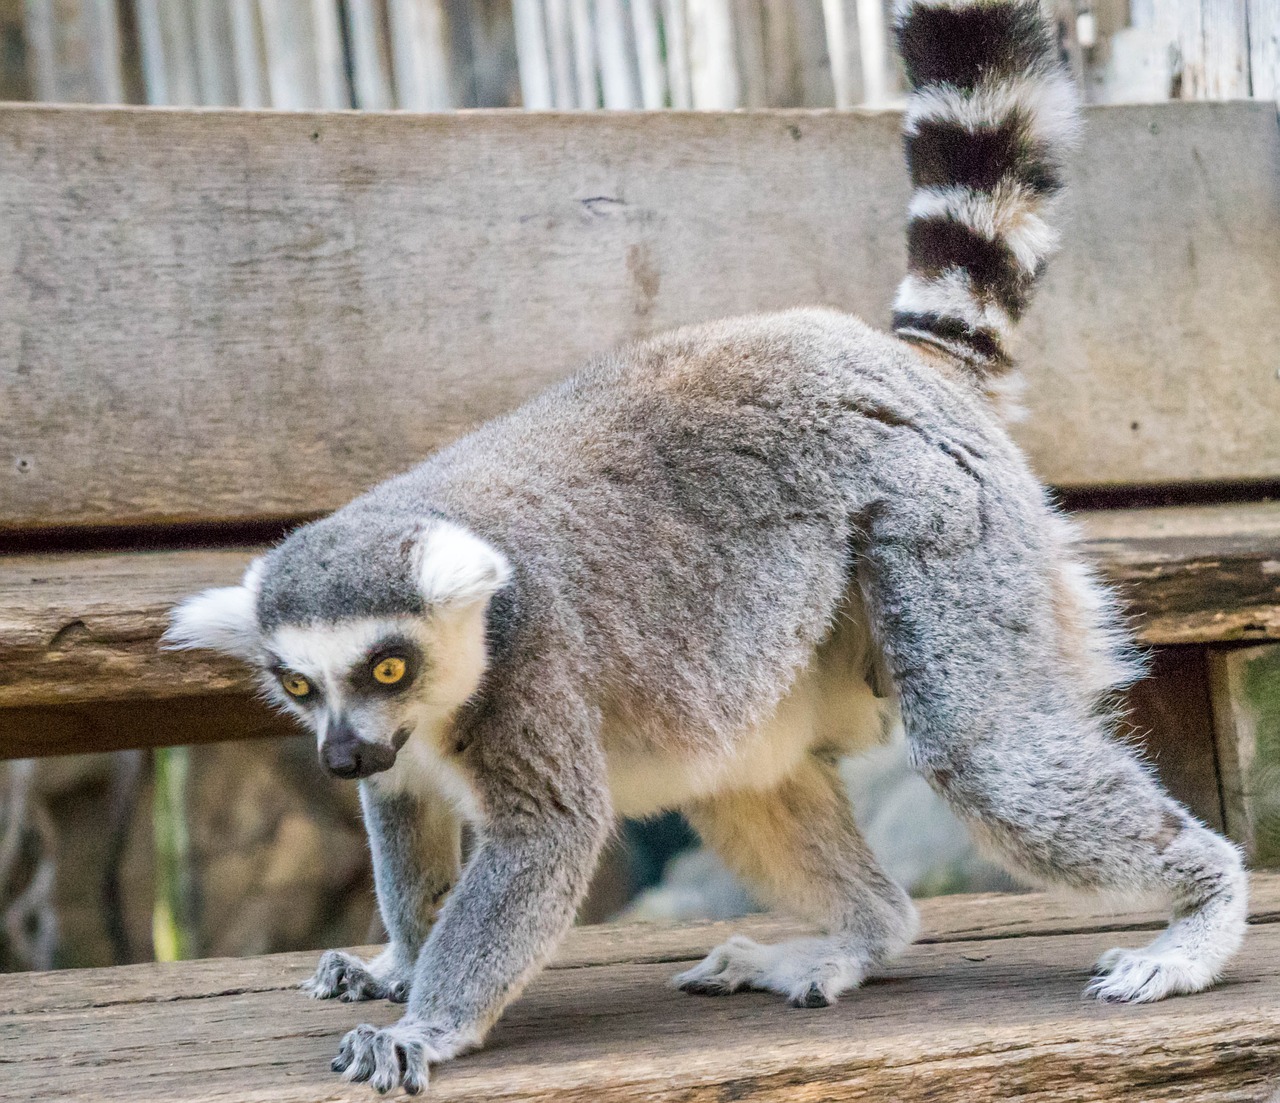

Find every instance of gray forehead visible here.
[256,513,425,631]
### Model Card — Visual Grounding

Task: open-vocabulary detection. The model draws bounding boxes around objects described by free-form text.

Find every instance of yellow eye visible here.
[373,657,407,685]
[281,672,312,698]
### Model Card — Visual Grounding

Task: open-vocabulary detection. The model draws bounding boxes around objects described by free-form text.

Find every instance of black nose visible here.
[321,735,396,779]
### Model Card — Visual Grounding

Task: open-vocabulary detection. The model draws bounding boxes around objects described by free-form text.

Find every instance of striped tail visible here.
[891,0,1079,374]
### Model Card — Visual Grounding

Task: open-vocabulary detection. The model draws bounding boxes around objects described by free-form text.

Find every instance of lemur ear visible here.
[163,557,265,659]
[414,519,512,609]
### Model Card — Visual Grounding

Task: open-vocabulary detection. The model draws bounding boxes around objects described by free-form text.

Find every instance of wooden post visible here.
[1123,648,1228,834]
[686,0,738,107]
[25,0,125,103]
[511,0,553,107]
[1208,644,1280,861]
[778,0,836,107]
[257,0,350,108]
[135,0,199,105]
[387,0,453,109]
[1095,0,1251,101]
[858,0,901,104]
[730,0,767,107]
[543,0,577,107]
[823,0,864,107]
[190,0,237,105]
[631,0,666,107]
[228,0,268,107]
[595,0,639,108]
[345,0,394,109]
[661,0,693,107]
[1250,0,1280,98]
[569,0,597,107]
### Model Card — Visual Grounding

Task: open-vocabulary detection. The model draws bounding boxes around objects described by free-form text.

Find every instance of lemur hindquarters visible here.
[168,0,1248,1093]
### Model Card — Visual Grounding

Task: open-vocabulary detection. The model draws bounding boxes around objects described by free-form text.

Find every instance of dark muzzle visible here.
[320,717,397,779]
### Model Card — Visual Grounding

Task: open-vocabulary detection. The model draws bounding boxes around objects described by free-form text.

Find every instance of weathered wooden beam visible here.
[5,873,1279,1014]
[3,103,1276,532]
[1078,502,1280,645]
[1,502,1277,758]
[1,886,1279,1101]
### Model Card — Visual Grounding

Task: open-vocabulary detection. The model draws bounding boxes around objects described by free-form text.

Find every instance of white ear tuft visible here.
[163,558,265,658]
[415,520,512,608]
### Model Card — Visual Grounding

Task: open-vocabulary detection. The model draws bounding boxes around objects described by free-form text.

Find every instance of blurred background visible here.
[1,0,1278,974]
[0,0,1275,112]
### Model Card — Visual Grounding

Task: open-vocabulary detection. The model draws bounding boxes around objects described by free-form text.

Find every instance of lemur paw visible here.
[303,950,411,1003]
[673,935,866,1008]
[1085,946,1216,1003]
[331,1019,460,1095]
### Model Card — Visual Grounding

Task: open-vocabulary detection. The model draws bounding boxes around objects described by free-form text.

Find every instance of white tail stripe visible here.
[907,184,1059,275]
[893,271,1014,336]
[904,72,1079,148]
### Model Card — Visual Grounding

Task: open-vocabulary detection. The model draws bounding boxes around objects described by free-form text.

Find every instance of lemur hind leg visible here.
[674,755,918,1007]
[856,441,1248,1003]
[305,782,461,1004]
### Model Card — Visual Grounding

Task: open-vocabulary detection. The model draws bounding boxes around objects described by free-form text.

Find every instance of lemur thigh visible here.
[306,784,460,1003]
[858,446,1247,1004]
[676,755,917,1008]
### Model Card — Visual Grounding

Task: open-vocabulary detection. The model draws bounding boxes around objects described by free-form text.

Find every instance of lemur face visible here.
[259,612,491,778]
[166,517,510,780]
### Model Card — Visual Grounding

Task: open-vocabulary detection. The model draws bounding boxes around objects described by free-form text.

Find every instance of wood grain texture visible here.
[2,502,1276,723]
[1077,502,1280,645]
[1,102,1278,532]
[2,882,1279,1101]
[6,874,1276,1016]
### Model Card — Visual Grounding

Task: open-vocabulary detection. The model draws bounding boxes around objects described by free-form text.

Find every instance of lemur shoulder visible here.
[169,0,1248,1094]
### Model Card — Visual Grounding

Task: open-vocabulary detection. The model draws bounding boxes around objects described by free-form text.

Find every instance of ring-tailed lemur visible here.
[168,0,1247,1093]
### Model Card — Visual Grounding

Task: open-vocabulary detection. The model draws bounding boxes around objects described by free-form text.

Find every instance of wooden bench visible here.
[4,877,1279,1100]
[2,99,1279,1096]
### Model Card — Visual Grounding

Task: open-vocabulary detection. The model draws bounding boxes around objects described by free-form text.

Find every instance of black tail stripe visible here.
[891,311,1010,365]
[896,2,1055,92]
[906,216,1031,315]
[906,117,1064,195]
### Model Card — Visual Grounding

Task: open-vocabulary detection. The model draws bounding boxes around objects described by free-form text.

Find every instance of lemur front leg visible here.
[330,688,610,1094]
[305,783,460,1004]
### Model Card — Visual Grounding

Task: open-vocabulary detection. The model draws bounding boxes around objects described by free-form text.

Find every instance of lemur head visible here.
[166,513,511,780]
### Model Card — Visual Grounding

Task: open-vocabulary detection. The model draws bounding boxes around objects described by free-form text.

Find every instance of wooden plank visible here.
[2,502,1276,715]
[0,694,294,762]
[4,873,1278,1015]
[1077,502,1280,645]
[1,911,1279,1100]
[1,104,1277,531]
